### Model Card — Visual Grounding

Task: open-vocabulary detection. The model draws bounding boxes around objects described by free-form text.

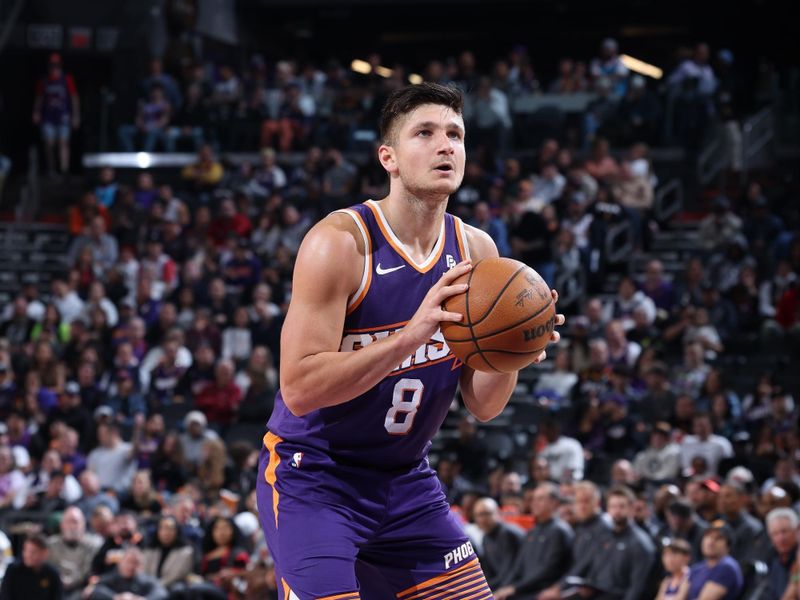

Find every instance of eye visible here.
[417,129,432,137]
[448,131,463,140]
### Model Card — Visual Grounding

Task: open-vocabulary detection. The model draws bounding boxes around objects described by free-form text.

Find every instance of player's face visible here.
[382,103,466,200]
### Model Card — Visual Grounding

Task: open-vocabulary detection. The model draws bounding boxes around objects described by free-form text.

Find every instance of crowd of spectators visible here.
[108,39,742,158]
[0,37,797,600]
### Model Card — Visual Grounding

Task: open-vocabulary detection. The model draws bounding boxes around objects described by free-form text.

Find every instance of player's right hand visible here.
[401,260,471,347]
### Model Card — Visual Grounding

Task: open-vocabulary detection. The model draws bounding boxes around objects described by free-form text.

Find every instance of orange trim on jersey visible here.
[263,432,283,528]
[453,216,469,262]
[390,352,456,377]
[317,593,361,600]
[282,578,290,598]
[365,201,445,273]
[397,558,481,598]
[340,208,373,315]
[344,320,409,334]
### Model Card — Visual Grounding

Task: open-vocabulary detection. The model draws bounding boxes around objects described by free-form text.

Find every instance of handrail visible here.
[554,261,586,310]
[742,106,775,184]
[606,219,633,263]
[653,177,683,223]
[696,123,727,186]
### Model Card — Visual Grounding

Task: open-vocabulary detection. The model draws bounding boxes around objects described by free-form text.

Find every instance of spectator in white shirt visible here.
[539,418,585,481]
[680,413,733,475]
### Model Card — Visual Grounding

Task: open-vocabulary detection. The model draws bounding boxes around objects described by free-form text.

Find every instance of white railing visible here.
[654,177,683,222]
[696,123,727,186]
[742,106,775,184]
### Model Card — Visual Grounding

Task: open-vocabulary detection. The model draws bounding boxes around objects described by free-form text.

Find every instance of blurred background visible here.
[0,1,798,599]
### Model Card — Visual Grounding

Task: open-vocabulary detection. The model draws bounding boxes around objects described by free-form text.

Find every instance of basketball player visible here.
[257,82,564,599]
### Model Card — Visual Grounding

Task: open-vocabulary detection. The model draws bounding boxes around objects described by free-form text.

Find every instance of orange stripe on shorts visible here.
[263,432,283,528]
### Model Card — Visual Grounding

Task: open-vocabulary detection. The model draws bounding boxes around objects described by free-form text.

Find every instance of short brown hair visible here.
[606,485,636,504]
[663,538,691,556]
[379,82,463,144]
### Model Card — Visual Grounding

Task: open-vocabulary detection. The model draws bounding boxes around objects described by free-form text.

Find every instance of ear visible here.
[378,144,397,175]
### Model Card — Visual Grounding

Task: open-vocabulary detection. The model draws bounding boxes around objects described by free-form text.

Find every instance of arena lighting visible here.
[350,59,396,79]
[620,54,663,79]
[136,152,152,168]
[408,74,423,84]
[350,59,371,74]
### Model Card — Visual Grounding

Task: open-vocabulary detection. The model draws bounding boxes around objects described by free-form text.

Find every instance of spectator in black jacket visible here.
[85,547,167,600]
[494,482,574,600]
[717,482,768,565]
[474,496,525,589]
[0,534,63,600]
[578,486,657,600]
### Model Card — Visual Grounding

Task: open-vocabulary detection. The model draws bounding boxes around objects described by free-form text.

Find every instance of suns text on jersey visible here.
[340,327,455,374]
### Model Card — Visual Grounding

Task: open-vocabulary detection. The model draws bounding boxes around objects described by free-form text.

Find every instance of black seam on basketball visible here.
[464,260,500,373]
[473,298,554,341]
[470,264,528,327]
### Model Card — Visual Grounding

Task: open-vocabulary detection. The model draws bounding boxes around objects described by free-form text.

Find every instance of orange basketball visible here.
[441,257,556,373]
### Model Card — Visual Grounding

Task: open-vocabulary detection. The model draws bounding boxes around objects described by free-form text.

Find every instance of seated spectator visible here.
[548,58,588,94]
[195,516,250,598]
[181,144,224,199]
[698,196,743,253]
[120,469,162,517]
[141,515,195,590]
[532,162,566,205]
[493,482,574,600]
[91,512,144,577]
[717,482,768,565]
[260,83,312,152]
[166,81,207,152]
[179,411,220,473]
[538,418,585,481]
[659,499,708,564]
[617,76,662,145]
[469,201,511,257]
[585,143,619,190]
[118,83,171,152]
[655,538,692,600]
[194,359,242,430]
[87,422,136,494]
[633,422,682,484]
[572,486,656,600]
[687,521,743,600]
[0,534,63,599]
[86,546,167,600]
[681,413,733,477]
[764,508,799,600]
[590,38,629,100]
[473,497,525,589]
[0,444,25,510]
[47,506,102,596]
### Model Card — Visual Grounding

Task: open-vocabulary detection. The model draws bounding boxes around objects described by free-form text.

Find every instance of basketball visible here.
[441,257,556,373]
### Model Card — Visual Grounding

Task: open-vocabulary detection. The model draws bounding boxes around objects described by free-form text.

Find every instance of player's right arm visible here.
[279,213,471,417]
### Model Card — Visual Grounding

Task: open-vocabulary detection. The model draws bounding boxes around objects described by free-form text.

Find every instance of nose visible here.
[436,131,455,154]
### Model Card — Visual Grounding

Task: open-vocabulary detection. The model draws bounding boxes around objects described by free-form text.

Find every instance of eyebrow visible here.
[413,120,465,135]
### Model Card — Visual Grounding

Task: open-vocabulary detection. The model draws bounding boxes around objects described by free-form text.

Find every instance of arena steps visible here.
[0,222,69,304]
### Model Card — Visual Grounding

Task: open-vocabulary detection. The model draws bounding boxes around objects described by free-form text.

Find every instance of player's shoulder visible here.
[293,209,367,287]
[460,220,499,261]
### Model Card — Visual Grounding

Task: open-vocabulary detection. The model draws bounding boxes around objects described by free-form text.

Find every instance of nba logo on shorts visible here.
[290,452,304,468]
[446,254,457,269]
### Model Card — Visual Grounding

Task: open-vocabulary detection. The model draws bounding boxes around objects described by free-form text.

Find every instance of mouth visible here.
[433,164,454,173]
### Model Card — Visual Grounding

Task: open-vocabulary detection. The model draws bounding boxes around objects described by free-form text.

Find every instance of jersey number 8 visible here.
[384,378,424,435]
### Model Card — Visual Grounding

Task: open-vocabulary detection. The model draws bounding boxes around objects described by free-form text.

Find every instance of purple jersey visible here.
[267,200,471,469]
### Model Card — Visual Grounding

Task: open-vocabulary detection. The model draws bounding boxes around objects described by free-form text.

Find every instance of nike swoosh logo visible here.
[376,263,406,275]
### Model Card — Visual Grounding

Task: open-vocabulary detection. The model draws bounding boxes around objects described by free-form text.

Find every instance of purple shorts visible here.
[257,432,491,599]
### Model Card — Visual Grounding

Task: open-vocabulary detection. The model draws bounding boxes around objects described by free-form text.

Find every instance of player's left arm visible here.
[458,224,564,422]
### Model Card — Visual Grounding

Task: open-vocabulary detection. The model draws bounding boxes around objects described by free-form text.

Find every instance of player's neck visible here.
[378,192,447,261]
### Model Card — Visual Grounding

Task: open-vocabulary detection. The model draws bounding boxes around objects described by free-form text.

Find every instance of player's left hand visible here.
[532,289,565,364]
